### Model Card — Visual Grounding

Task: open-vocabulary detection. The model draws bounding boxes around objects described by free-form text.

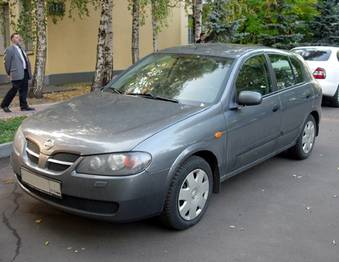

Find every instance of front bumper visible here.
[11,150,168,222]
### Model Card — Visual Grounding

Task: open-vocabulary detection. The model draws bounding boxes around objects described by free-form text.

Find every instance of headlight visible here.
[13,126,25,154]
[76,152,152,176]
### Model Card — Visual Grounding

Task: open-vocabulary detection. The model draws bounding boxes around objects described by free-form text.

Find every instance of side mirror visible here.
[237,91,263,106]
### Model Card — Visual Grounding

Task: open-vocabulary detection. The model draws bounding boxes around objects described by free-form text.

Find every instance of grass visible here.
[0,116,27,144]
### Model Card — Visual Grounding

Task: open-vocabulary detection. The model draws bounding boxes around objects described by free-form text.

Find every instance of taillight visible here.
[313,67,326,79]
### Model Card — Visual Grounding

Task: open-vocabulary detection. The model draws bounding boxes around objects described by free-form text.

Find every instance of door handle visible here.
[272,104,280,112]
[305,92,312,99]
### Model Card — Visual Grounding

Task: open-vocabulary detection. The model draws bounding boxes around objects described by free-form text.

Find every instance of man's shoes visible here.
[21,107,35,111]
[2,107,12,113]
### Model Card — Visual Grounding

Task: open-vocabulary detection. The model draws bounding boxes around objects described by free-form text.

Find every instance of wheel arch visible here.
[168,147,221,194]
[193,150,220,193]
[310,110,320,136]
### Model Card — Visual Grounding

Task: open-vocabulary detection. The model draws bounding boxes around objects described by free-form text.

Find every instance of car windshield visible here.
[105,53,233,105]
[293,49,332,61]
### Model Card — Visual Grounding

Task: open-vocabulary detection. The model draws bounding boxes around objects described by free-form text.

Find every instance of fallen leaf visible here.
[74,250,79,253]
[44,241,49,246]
[229,225,236,229]
[81,247,85,251]
[0,178,15,184]
[297,176,303,179]
[67,247,72,250]
[306,206,311,211]
[332,240,336,246]
[35,219,42,224]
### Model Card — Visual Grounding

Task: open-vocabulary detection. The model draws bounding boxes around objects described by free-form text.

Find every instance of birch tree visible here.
[194,0,203,42]
[92,0,114,90]
[150,0,170,52]
[31,0,47,98]
[131,0,140,64]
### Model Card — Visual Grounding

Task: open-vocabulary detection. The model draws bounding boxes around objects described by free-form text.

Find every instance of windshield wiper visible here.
[127,93,179,103]
[106,87,122,94]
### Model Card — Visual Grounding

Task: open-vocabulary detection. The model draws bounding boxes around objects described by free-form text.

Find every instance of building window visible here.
[0,4,10,55]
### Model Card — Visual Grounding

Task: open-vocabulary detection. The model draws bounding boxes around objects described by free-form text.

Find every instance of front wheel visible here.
[160,156,213,230]
[287,115,316,160]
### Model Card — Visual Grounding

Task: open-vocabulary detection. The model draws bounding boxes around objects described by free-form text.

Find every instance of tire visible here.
[331,86,339,107]
[287,115,317,160]
[160,156,213,230]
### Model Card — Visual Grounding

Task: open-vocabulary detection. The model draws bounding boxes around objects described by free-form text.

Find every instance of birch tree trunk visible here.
[151,0,158,52]
[194,0,203,42]
[131,0,140,64]
[92,0,114,91]
[31,0,47,98]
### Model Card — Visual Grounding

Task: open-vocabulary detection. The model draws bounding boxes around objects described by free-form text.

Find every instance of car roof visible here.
[159,43,284,59]
[292,46,339,51]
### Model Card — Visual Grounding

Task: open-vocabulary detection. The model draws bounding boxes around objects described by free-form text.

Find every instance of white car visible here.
[291,46,339,107]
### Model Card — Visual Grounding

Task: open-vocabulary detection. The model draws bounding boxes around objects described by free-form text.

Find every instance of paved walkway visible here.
[0,103,57,120]
[0,83,86,97]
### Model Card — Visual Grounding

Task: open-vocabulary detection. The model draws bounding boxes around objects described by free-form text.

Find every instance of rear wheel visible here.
[160,156,213,230]
[287,115,316,160]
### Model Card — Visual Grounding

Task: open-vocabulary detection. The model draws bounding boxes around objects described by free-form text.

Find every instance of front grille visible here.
[26,139,40,165]
[47,153,80,172]
[25,139,80,172]
[18,175,119,214]
[27,139,40,154]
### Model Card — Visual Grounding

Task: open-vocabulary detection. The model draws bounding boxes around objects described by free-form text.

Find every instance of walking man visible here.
[1,33,35,113]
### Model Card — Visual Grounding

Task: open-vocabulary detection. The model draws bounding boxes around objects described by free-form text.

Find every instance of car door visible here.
[225,54,282,173]
[267,53,314,148]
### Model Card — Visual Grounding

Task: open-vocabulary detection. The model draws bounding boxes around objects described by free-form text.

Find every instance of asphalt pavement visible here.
[1,107,339,262]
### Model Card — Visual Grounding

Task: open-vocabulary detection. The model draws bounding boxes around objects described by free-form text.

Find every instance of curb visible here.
[0,142,13,159]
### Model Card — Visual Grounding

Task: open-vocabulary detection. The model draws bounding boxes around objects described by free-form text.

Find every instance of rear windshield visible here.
[292,49,332,61]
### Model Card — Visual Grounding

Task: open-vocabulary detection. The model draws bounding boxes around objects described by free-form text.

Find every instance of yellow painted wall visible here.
[1,0,188,79]
[47,0,188,74]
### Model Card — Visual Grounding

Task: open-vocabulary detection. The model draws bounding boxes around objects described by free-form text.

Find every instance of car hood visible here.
[21,92,204,155]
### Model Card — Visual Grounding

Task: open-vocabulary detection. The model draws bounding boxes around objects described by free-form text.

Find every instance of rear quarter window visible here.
[290,56,305,84]
[293,49,332,61]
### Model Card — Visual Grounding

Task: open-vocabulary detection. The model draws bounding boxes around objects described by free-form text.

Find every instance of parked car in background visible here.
[291,46,339,107]
[11,44,322,230]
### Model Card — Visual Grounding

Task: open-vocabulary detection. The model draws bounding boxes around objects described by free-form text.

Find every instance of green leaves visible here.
[202,0,326,49]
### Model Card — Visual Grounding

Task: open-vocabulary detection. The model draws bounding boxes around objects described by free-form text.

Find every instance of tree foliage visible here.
[309,0,339,45]
[201,0,338,49]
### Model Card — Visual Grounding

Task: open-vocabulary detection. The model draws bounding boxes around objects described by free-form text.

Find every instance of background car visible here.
[291,46,339,107]
[11,44,322,230]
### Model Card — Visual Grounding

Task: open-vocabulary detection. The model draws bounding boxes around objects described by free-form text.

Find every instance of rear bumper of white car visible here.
[316,80,338,97]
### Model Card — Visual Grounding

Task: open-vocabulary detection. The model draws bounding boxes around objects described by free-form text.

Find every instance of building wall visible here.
[0,0,188,84]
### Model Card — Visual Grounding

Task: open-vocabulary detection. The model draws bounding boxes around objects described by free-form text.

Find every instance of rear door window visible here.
[269,54,295,89]
[293,49,332,61]
[290,57,305,84]
[235,55,272,96]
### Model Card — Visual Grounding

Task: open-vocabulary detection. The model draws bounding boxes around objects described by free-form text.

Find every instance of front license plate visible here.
[21,169,62,198]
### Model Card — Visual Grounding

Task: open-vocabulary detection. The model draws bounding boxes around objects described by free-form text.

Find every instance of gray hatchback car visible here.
[11,44,322,230]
